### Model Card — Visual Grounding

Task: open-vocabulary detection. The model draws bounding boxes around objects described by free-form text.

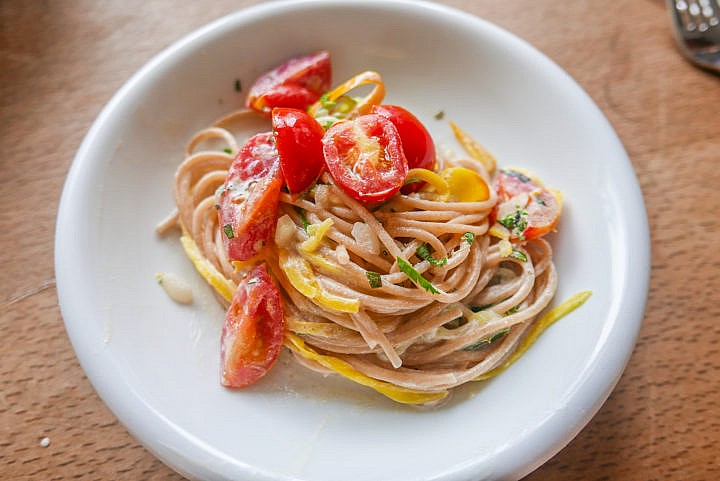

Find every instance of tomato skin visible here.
[492,169,561,242]
[221,263,285,388]
[246,51,332,115]
[217,132,283,261]
[255,84,319,113]
[322,114,408,204]
[271,108,326,194]
[370,105,435,193]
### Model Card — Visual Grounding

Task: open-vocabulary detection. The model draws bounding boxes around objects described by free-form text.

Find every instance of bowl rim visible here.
[55,1,650,480]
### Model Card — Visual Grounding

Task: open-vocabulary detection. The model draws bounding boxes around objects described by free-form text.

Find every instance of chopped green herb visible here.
[396,257,441,294]
[462,328,510,351]
[443,316,465,329]
[510,249,528,262]
[490,329,509,342]
[333,95,357,114]
[505,305,520,314]
[403,177,423,186]
[416,243,448,266]
[365,271,382,288]
[223,147,232,154]
[320,119,336,130]
[470,304,494,312]
[502,169,531,182]
[319,93,336,110]
[434,110,445,120]
[498,209,528,239]
[223,223,234,239]
[234,79,241,92]
[295,207,310,231]
[463,232,475,245]
[534,194,547,206]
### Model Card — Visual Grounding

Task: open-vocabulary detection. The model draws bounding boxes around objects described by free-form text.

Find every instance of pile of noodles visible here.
[158,109,571,406]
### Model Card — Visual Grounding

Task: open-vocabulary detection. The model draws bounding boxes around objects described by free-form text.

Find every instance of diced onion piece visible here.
[489,224,510,240]
[335,244,350,264]
[275,214,296,246]
[497,193,530,220]
[285,333,447,405]
[351,222,380,254]
[469,309,503,324]
[156,272,193,304]
[498,239,513,258]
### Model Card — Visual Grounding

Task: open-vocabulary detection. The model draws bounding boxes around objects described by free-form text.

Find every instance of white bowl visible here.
[55,1,650,480]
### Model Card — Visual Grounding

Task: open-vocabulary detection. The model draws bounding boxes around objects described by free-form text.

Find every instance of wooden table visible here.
[2,0,718,479]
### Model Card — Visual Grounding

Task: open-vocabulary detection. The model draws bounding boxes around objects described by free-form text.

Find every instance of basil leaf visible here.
[463,232,475,245]
[502,169,531,182]
[416,243,448,266]
[396,257,441,294]
[403,177,423,186]
[295,207,310,231]
[319,93,336,109]
[510,249,528,262]
[462,328,509,351]
[498,209,528,239]
[365,271,382,289]
[470,304,494,312]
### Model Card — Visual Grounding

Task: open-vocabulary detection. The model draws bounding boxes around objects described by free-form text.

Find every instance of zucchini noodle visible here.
[162,108,586,406]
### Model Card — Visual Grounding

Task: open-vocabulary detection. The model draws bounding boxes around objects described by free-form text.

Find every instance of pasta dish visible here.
[157,51,589,406]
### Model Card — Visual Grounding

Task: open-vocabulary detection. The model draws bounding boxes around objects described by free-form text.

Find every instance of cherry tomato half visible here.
[322,114,408,204]
[220,263,285,387]
[371,105,435,193]
[246,51,332,115]
[492,168,561,242]
[271,108,325,195]
[217,132,283,261]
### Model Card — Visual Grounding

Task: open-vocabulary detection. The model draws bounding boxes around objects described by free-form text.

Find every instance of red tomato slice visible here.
[217,132,283,261]
[492,168,561,242]
[322,114,408,204]
[271,108,325,194]
[246,51,332,115]
[370,105,436,193]
[256,84,320,113]
[220,263,285,387]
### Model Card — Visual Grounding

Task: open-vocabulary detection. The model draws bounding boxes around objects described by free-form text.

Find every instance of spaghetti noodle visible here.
[159,59,588,406]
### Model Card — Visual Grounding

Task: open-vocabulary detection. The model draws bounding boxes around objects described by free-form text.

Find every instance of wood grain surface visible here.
[1,0,718,479]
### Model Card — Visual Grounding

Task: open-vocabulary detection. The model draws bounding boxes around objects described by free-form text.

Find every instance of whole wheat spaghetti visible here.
[159,58,589,406]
